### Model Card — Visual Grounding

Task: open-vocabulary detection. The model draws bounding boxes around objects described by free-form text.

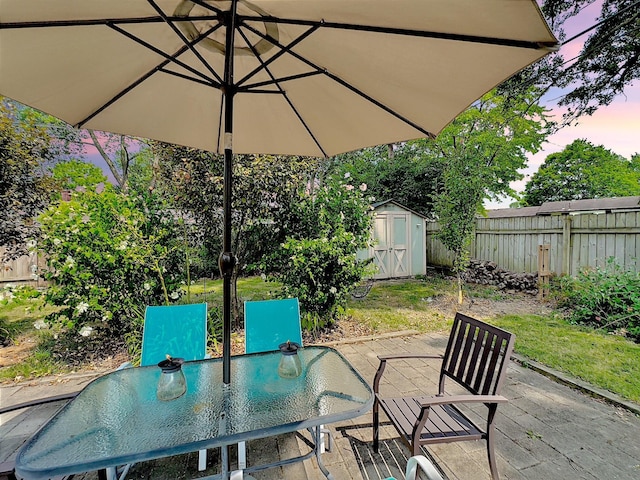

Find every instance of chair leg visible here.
[487,408,500,480]
[373,398,380,452]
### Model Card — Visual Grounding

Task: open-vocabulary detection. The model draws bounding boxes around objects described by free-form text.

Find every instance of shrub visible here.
[262,176,373,331]
[556,258,640,342]
[37,190,187,342]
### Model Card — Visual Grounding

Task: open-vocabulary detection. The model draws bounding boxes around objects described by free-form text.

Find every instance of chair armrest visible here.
[374,354,443,393]
[419,394,508,408]
[377,354,442,361]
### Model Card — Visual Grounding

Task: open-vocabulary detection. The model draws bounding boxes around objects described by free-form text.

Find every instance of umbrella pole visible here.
[220,0,239,387]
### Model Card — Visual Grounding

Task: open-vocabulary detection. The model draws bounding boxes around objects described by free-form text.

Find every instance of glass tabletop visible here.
[15,346,373,479]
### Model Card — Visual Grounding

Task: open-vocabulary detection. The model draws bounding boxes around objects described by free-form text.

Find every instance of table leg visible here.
[313,426,334,480]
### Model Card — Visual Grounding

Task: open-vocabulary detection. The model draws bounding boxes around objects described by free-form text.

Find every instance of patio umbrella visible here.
[0,0,557,384]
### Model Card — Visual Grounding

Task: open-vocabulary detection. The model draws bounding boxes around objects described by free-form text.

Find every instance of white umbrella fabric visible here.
[0,0,557,383]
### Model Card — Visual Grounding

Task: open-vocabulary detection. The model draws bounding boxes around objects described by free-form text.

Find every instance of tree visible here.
[503,0,640,123]
[522,139,640,206]
[151,144,322,323]
[0,98,59,260]
[431,88,551,302]
[330,145,445,217]
[52,159,108,193]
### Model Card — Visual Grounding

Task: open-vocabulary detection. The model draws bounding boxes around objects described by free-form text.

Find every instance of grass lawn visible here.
[491,314,640,404]
[2,276,639,405]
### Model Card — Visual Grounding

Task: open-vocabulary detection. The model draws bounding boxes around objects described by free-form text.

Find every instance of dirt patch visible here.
[428,290,555,320]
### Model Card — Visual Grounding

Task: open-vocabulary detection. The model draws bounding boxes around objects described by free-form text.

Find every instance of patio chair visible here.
[109,303,209,480]
[383,454,445,480]
[373,312,515,480]
[239,298,332,471]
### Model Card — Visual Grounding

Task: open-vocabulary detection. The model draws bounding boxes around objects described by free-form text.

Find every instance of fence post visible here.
[562,214,571,275]
[538,244,551,299]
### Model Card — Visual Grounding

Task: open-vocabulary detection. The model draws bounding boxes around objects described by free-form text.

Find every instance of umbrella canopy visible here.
[0,0,556,157]
[0,0,557,385]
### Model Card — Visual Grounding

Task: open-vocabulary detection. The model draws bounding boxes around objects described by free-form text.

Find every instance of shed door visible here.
[372,214,410,279]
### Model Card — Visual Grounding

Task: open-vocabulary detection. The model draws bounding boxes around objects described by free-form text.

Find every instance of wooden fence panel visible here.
[1,248,47,287]
[427,211,640,276]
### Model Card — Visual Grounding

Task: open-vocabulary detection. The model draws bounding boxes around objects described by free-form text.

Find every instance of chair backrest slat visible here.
[441,313,515,396]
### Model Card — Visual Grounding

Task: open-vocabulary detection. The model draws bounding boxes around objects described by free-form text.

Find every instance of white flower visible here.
[330,287,337,294]
[65,255,75,266]
[82,215,90,223]
[79,326,93,337]
[170,291,180,300]
[33,319,48,330]
[359,183,367,192]
[345,184,354,191]
[76,302,89,314]
[344,172,351,179]
[117,241,128,251]
[260,273,267,281]
[143,283,151,291]
[53,238,61,246]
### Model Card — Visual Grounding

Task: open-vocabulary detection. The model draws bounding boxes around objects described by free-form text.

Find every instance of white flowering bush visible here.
[262,177,373,330]
[38,189,186,340]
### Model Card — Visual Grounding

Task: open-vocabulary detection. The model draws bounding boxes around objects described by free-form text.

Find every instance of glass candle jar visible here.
[278,341,302,378]
[157,357,186,401]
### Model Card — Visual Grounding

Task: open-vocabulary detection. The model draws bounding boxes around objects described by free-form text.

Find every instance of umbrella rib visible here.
[240,15,557,50]
[239,71,323,91]
[242,22,436,139]
[76,24,222,128]
[0,15,220,29]
[146,0,224,85]
[108,22,222,87]
[235,24,321,88]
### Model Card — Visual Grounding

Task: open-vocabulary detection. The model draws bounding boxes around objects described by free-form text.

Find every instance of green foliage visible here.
[0,98,60,260]
[152,144,322,276]
[555,258,640,342]
[37,189,187,341]
[523,139,640,206]
[330,145,445,217]
[262,177,373,330]
[431,88,550,301]
[52,159,108,193]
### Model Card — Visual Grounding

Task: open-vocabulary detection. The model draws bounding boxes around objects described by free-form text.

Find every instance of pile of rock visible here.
[465,259,538,295]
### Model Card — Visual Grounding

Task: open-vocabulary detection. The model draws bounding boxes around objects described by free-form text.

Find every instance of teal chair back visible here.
[244,298,302,354]
[141,303,208,366]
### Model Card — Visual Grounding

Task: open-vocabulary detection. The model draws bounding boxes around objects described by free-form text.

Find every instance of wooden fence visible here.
[0,248,47,287]
[426,211,640,276]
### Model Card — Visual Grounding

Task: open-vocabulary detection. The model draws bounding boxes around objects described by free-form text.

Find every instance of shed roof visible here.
[485,196,640,218]
[372,199,428,219]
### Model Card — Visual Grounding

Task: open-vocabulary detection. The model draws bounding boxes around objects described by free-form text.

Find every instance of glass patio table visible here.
[15,346,373,480]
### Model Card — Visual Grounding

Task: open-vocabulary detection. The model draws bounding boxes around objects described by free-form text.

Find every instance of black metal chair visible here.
[373,312,516,480]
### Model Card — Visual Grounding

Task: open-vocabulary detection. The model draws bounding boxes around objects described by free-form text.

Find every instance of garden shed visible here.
[359,200,427,279]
